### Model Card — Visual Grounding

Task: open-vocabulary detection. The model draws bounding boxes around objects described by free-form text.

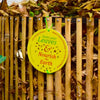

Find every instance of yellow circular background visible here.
[27,29,68,73]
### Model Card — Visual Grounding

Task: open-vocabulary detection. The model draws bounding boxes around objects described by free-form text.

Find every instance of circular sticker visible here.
[27,29,68,73]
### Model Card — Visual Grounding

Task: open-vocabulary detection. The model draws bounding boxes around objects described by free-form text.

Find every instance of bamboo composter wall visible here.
[0,17,99,100]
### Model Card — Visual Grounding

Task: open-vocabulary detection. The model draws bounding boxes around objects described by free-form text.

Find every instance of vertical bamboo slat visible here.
[76,18,82,100]
[0,17,1,58]
[21,16,26,100]
[0,16,2,100]
[37,17,44,100]
[2,17,5,100]
[86,18,94,100]
[98,19,100,100]
[46,17,53,100]
[55,18,62,100]
[28,17,34,100]
[15,17,19,100]
[5,17,10,100]
[65,18,71,100]
[10,16,14,100]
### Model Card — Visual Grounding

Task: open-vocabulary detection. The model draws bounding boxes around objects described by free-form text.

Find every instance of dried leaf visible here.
[29,3,39,8]
[18,6,29,16]
[0,0,8,11]
[42,10,49,17]
[19,1,30,6]
[80,1,92,8]
[7,9,20,15]
[64,6,80,10]
[87,12,93,20]
[41,3,48,11]
[0,66,5,70]
[0,10,9,16]
[35,13,42,17]
[83,3,94,10]
[92,8,100,12]
[20,0,38,8]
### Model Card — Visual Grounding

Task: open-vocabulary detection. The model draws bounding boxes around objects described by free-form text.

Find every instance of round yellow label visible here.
[27,29,68,73]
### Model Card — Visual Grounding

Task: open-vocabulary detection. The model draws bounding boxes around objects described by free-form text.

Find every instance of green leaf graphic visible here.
[0,55,6,64]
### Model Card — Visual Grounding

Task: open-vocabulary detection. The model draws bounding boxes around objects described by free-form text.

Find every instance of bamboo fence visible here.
[0,16,99,100]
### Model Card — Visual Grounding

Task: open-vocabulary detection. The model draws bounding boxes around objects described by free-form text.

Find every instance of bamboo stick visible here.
[15,16,19,100]
[5,16,10,100]
[98,19,100,100]
[2,17,5,100]
[0,16,2,100]
[76,18,82,100]
[46,17,54,100]
[37,17,44,100]
[28,17,34,100]
[86,18,94,100]
[0,18,1,55]
[55,18,62,100]
[21,16,26,100]
[10,16,14,100]
[65,18,71,100]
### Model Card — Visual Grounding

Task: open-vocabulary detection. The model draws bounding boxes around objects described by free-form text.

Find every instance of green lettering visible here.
[38,36,56,45]
[38,37,41,42]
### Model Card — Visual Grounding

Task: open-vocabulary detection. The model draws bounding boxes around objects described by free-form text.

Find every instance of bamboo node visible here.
[5,34,9,38]
[46,90,53,94]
